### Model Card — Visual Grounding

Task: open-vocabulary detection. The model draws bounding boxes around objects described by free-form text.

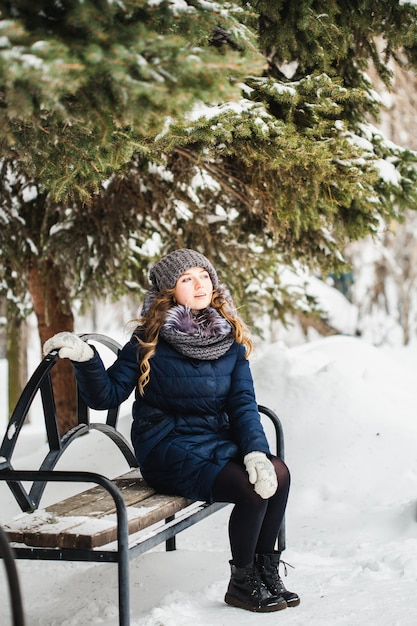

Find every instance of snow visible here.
[373,158,402,185]
[1,313,417,624]
[188,98,265,122]
[7,511,117,537]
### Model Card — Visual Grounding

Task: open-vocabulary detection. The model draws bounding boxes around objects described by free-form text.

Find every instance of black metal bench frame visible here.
[0,333,285,626]
[0,523,25,626]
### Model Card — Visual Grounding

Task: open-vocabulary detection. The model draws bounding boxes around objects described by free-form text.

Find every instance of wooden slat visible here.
[5,470,194,550]
[6,515,115,549]
[59,493,193,549]
[45,470,156,517]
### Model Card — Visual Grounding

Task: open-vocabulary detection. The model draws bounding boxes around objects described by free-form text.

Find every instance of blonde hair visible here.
[134,288,253,395]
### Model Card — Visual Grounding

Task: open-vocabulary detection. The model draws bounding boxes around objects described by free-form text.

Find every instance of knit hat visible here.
[149,248,219,291]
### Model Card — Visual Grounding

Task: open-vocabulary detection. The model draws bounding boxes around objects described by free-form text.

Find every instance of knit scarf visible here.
[160,304,234,360]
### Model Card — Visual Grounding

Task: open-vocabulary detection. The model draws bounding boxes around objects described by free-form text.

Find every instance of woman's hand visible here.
[43,332,94,362]
[243,451,278,499]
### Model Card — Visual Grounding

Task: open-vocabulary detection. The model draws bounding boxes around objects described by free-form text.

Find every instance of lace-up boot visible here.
[256,552,300,607]
[224,560,287,612]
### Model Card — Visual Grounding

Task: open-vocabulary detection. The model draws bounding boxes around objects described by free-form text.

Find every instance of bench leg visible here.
[118,547,130,626]
[0,525,25,626]
[100,477,130,626]
[165,515,176,551]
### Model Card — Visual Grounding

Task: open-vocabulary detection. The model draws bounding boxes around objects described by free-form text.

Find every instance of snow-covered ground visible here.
[1,293,417,625]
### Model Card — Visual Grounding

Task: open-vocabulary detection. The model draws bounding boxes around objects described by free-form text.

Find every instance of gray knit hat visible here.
[149,248,219,291]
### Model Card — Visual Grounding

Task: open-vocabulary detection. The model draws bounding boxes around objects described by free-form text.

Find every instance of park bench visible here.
[0,333,285,626]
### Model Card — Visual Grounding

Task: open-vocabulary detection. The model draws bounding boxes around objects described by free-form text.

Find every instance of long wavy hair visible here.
[134,286,253,395]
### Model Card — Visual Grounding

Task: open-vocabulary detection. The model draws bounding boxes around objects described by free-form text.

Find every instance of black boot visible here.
[224,560,287,612]
[256,552,300,607]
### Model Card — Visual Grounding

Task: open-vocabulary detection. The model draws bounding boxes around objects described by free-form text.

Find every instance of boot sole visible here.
[286,598,301,607]
[225,593,287,612]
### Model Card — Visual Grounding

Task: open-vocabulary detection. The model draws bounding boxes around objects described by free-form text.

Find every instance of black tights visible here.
[212,456,290,567]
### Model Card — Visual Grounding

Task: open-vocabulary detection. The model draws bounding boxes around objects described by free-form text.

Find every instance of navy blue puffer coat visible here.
[73,333,270,501]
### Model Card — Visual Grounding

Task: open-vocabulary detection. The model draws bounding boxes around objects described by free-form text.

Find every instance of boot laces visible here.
[271,558,295,592]
[279,558,295,578]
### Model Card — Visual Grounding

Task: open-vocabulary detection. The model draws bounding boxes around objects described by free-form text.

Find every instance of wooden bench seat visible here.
[4,470,193,551]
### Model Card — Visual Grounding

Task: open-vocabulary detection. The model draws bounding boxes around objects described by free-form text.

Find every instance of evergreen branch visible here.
[172,146,256,211]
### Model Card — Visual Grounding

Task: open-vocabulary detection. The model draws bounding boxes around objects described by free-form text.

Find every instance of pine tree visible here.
[2,1,417,428]
[0,0,260,430]
[0,0,261,197]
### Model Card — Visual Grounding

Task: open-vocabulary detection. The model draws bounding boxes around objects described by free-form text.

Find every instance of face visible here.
[174,266,213,310]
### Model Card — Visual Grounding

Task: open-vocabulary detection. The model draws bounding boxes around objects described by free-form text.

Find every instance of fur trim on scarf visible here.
[164,304,231,338]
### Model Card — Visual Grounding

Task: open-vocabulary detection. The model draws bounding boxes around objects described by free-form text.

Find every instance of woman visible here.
[44,248,299,613]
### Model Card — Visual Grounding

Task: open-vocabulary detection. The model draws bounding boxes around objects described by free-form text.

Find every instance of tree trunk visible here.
[0,294,6,361]
[6,308,28,420]
[27,258,77,435]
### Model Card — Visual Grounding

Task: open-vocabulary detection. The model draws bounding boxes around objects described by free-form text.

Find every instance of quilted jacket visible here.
[73,332,270,500]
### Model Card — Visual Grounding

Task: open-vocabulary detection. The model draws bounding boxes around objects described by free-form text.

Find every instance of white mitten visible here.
[43,332,94,362]
[244,451,278,499]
